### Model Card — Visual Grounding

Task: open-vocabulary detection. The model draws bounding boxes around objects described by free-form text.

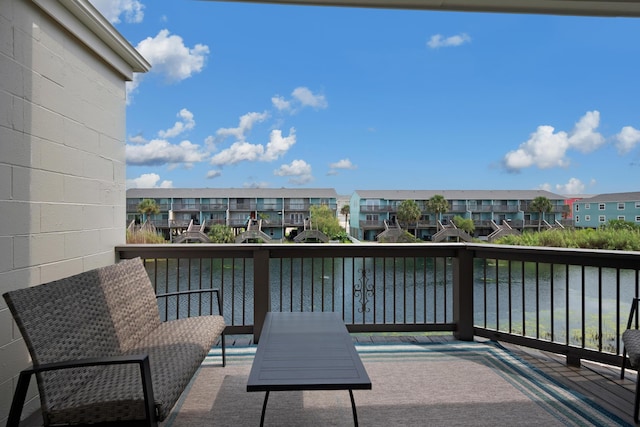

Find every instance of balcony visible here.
[116,243,639,362]
[360,205,393,212]
[114,242,640,424]
[200,203,229,211]
[359,220,386,229]
[285,202,311,211]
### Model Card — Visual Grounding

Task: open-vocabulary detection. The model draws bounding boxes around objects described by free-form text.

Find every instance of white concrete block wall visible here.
[0,0,147,423]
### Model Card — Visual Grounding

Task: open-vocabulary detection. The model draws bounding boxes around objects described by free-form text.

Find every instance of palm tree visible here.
[397,199,421,237]
[530,196,553,231]
[137,198,160,224]
[427,194,449,223]
[340,204,350,228]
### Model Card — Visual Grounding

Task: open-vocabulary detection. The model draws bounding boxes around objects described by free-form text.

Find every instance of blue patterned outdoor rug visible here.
[163,340,630,426]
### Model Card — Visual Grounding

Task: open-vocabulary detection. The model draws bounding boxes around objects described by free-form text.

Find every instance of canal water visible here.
[147,257,637,352]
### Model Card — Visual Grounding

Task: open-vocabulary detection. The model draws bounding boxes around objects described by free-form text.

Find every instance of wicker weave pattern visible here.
[623,329,640,368]
[47,316,225,424]
[3,257,225,424]
[98,258,161,352]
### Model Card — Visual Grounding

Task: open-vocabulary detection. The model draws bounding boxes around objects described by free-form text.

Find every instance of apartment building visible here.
[350,190,569,241]
[126,188,338,241]
[574,192,640,228]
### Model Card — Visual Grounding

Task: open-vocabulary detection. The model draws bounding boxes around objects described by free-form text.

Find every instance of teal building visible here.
[350,190,569,241]
[573,192,640,228]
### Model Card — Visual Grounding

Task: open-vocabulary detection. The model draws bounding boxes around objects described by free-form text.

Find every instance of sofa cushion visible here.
[45,315,226,424]
[100,257,162,352]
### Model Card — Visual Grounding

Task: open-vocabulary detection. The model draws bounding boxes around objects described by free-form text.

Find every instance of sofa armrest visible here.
[156,288,223,316]
[7,355,156,427]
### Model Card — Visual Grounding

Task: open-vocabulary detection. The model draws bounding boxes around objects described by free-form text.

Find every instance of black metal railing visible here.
[116,243,640,366]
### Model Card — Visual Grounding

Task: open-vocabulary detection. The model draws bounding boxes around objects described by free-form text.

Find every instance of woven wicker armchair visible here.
[621,297,640,422]
[3,257,226,427]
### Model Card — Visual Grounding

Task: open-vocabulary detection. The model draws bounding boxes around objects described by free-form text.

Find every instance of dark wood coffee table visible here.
[247,312,371,426]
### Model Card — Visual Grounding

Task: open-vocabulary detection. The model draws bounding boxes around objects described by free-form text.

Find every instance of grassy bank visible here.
[495,226,640,251]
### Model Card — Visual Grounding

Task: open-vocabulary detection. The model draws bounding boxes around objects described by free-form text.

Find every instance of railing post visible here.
[253,248,270,343]
[453,246,474,341]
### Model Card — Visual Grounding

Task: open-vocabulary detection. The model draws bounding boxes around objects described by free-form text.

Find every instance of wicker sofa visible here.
[3,257,226,427]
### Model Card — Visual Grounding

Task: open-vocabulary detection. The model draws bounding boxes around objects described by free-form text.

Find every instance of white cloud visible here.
[272,96,291,111]
[427,33,471,49]
[504,125,570,170]
[263,129,296,161]
[126,138,208,166]
[204,135,217,151]
[539,177,589,195]
[273,87,328,113]
[211,128,296,166]
[503,111,605,171]
[243,181,270,188]
[328,158,357,175]
[292,87,328,109]
[555,177,586,195]
[210,141,263,165]
[216,112,269,142]
[158,108,195,139]
[206,170,222,179]
[567,111,605,153]
[136,29,209,83]
[329,158,357,170]
[128,133,147,144]
[91,0,144,24]
[616,126,640,154]
[274,159,313,185]
[125,73,144,104]
[126,173,172,189]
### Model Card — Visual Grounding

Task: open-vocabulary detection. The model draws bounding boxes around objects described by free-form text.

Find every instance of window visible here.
[636,202,640,209]
[618,216,625,221]
[585,215,590,221]
[289,198,305,210]
[599,215,606,222]
[575,216,580,223]
[585,203,590,209]
[599,203,606,210]
[618,203,625,210]
[575,205,579,211]
[636,216,640,222]
[289,213,304,224]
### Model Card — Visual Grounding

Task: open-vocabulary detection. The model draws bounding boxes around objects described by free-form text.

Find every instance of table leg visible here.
[260,391,270,427]
[349,389,359,427]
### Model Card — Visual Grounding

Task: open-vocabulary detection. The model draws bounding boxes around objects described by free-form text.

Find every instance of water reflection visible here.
[146,257,637,352]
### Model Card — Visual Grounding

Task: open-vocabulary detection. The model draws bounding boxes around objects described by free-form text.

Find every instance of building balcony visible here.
[359,220,386,229]
[114,242,639,424]
[360,205,393,212]
[229,203,257,211]
[200,203,229,211]
[285,203,311,211]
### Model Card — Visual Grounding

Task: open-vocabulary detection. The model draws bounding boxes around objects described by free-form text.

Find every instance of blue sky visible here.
[90,0,640,196]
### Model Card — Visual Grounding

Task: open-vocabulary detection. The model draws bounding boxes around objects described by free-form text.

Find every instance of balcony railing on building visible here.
[117,243,639,367]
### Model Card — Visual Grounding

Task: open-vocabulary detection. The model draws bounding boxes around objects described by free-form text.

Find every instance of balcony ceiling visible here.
[201,0,640,17]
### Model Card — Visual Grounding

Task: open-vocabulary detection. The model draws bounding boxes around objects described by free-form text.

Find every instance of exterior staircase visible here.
[235,219,272,243]
[431,220,473,242]
[173,220,210,243]
[487,220,521,242]
[376,219,404,242]
[294,229,330,243]
[293,218,329,243]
